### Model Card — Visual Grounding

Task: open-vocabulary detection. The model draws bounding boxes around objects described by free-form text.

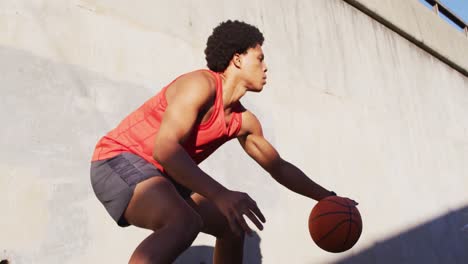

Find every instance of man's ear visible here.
[232,53,242,68]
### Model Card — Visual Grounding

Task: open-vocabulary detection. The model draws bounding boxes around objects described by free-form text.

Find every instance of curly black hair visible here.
[205,20,264,72]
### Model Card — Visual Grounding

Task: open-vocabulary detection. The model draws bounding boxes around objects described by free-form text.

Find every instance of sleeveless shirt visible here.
[91,69,243,172]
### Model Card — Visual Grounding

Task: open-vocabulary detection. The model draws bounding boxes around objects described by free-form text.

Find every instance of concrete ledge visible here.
[343,0,468,77]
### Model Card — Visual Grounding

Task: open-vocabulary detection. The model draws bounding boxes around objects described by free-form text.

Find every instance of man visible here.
[90,20,356,263]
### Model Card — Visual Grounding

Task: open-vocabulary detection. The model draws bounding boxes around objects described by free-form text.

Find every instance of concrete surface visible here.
[1,0,467,263]
[344,0,468,76]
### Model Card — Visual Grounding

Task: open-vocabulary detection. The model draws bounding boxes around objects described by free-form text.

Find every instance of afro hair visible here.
[205,20,264,72]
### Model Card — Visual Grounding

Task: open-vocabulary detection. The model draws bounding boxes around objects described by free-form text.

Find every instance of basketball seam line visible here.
[317,219,349,243]
[342,199,352,251]
[348,219,361,226]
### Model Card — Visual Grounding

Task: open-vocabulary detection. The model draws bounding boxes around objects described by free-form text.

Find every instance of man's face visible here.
[239,44,268,92]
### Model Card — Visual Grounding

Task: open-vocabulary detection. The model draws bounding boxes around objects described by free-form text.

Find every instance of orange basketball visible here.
[308,196,362,253]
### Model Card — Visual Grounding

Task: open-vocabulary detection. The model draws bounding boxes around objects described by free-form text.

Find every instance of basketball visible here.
[308,196,362,253]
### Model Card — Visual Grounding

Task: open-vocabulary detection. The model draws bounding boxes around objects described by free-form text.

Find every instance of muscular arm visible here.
[152,72,227,200]
[238,111,333,201]
[153,75,265,235]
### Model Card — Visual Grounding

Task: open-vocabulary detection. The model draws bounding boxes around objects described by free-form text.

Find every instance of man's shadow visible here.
[175,232,262,264]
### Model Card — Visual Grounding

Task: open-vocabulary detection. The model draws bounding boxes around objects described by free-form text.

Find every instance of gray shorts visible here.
[90,152,192,227]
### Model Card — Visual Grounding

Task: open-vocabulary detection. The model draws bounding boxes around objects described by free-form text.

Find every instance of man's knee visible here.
[175,208,204,232]
[162,206,204,238]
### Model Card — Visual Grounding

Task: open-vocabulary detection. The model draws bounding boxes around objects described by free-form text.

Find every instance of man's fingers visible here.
[219,193,266,236]
[346,198,359,206]
[236,213,253,235]
[248,198,266,223]
[244,210,264,231]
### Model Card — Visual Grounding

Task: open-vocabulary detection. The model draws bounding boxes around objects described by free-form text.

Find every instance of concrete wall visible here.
[344,0,468,76]
[1,0,467,263]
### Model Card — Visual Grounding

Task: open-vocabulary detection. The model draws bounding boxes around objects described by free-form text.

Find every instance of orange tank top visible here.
[91,69,243,172]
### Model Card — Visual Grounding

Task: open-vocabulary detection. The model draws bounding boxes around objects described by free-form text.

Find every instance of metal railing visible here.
[423,0,468,36]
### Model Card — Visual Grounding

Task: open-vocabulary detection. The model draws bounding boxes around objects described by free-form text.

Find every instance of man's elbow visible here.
[152,137,178,165]
[267,157,286,179]
[152,148,165,164]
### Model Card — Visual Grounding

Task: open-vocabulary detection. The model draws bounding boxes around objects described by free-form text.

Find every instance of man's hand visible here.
[344,197,359,206]
[212,190,266,236]
[325,192,359,206]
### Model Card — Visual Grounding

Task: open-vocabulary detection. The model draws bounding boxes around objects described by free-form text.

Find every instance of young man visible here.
[91,20,356,263]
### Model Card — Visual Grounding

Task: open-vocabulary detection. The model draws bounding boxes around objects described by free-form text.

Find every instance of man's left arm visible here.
[237,111,335,201]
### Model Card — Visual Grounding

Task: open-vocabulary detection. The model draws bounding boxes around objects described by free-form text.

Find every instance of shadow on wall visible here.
[175,232,262,264]
[336,205,468,264]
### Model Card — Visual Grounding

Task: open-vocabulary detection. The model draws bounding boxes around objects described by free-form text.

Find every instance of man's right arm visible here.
[152,72,265,236]
[152,73,226,200]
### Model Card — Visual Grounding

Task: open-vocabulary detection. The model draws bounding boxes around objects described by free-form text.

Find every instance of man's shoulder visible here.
[168,70,217,103]
[178,69,217,91]
[238,108,262,137]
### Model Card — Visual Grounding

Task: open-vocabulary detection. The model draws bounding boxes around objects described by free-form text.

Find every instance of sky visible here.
[419,0,468,32]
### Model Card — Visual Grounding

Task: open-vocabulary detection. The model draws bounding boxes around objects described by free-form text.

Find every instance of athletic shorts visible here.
[90,152,192,227]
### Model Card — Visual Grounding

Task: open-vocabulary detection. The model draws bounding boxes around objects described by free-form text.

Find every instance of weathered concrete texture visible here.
[344,0,468,76]
[1,0,467,263]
